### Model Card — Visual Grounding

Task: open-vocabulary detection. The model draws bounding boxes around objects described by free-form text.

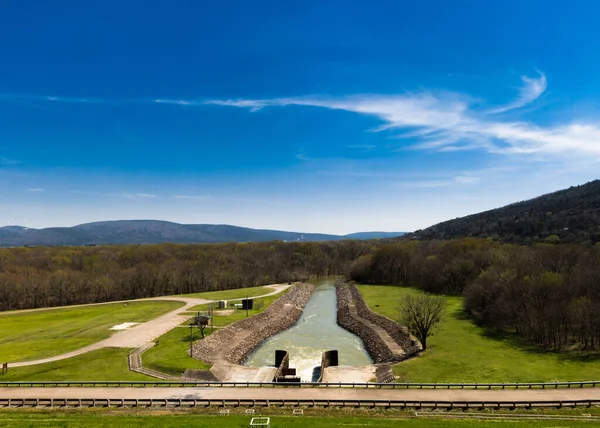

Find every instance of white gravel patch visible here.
[110,322,140,331]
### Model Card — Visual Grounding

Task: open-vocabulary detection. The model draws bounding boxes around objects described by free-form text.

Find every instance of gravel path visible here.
[9,284,292,368]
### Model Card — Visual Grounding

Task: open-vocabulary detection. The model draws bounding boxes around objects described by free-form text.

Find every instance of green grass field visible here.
[0,300,184,364]
[1,409,597,427]
[174,285,277,300]
[142,322,213,375]
[0,348,149,381]
[143,290,290,376]
[0,284,290,381]
[357,285,600,383]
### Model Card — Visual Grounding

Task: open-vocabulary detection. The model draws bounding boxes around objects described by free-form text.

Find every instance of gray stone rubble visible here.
[336,283,421,363]
[192,283,314,365]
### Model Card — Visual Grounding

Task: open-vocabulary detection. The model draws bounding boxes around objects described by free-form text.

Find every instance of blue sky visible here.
[1,0,600,234]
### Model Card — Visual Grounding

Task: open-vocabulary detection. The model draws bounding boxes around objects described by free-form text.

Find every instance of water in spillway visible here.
[244,281,372,381]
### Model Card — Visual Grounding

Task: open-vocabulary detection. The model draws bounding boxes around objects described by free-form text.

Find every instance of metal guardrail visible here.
[0,380,599,389]
[0,397,599,409]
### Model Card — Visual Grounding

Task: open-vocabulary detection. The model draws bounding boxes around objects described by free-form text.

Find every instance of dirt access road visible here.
[0,386,599,403]
[10,284,292,368]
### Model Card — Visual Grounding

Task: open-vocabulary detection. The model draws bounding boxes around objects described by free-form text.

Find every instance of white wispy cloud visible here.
[26,188,45,192]
[154,99,195,106]
[172,195,207,200]
[122,193,159,199]
[347,144,376,151]
[5,71,597,160]
[488,72,547,114]
[199,80,600,157]
[0,157,21,166]
[397,175,481,189]
[0,93,109,104]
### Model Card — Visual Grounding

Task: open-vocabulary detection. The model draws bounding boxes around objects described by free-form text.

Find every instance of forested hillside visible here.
[0,220,404,247]
[351,239,600,351]
[0,240,373,311]
[409,180,600,244]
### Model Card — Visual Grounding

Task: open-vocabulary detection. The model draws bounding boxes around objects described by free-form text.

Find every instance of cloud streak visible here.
[396,175,481,189]
[488,72,547,114]
[122,193,159,199]
[200,83,600,157]
[5,71,598,159]
[0,157,21,166]
[172,195,207,200]
[0,93,110,104]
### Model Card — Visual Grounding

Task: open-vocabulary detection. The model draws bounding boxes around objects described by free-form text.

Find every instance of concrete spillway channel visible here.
[192,281,417,383]
[245,282,372,381]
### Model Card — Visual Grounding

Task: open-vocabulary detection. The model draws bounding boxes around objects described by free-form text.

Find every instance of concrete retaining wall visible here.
[274,350,289,380]
[192,283,314,365]
[317,350,339,382]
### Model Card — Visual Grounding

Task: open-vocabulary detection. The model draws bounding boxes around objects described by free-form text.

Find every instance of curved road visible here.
[10,284,292,368]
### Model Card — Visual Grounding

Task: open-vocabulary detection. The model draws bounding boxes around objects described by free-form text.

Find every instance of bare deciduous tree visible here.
[399,294,446,350]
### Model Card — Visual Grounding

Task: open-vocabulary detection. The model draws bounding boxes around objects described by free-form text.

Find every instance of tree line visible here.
[0,240,373,311]
[5,236,600,353]
[351,239,600,351]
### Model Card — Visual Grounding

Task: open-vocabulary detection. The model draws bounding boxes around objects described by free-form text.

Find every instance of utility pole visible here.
[189,324,193,358]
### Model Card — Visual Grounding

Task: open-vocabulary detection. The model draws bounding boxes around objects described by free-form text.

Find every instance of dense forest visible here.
[0,240,373,311]
[407,180,600,244]
[4,233,600,353]
[351,239,600,351]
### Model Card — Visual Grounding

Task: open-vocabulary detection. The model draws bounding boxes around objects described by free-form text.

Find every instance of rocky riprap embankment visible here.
[336,283,421,363]
[192,283,314,365]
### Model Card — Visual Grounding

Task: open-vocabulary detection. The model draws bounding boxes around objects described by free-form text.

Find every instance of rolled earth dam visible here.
[244,281,373,381]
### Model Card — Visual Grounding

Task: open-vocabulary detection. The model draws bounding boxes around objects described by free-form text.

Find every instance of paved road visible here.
[0,387,599,402]
[10,284,292,368]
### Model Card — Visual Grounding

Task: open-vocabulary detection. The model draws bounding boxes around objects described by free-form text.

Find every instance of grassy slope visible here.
[357,285,600,383]
[143,291,290,376]
[0,301,183,363]
[0,285,288,381]
[174,285,276,300]
[0,348,148,381]
[141,323,212,374]
[0,411,593,428]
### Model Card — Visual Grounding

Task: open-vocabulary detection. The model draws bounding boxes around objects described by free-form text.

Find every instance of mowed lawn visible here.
[143,290,290,375]
[0,412,593,428]
[357,285,600,383]
[174,285,278,300]
[0,348,150,381]
[0,300,183,363]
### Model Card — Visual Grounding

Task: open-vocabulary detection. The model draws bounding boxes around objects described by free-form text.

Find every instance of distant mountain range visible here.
[0,220,405,247]
[408,179,600,244]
